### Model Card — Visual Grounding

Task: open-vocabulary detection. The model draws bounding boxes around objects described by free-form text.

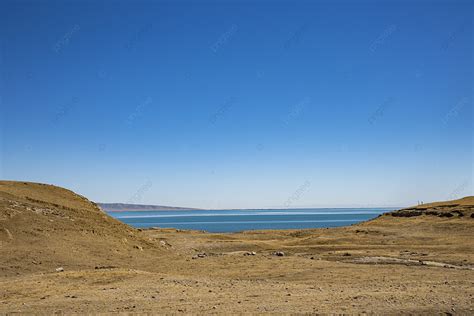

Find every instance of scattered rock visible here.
[273,251,285,257]
[244,251,256,256]
[192,253,207,259]
[160,240,171,247]
[95,265,116,270]
[55,267,64,272]
[134,245,144,251]
[3,228,13,240]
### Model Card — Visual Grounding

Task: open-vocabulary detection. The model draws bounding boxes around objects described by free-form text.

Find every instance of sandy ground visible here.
[1,182,473,314]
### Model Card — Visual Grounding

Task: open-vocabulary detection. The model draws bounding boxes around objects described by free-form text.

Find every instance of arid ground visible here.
[1,181,473,314]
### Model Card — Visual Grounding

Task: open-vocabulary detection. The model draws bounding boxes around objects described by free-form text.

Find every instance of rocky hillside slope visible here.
[0,181,167,277]
[388,196,474,218]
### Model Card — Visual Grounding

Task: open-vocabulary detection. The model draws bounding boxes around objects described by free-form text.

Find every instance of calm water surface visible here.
[107,208,396,233]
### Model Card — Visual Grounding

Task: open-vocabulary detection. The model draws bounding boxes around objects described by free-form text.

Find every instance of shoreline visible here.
[104,206,402,212]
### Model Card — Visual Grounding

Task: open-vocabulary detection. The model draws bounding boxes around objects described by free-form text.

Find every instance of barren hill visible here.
[0,181,168,277]
[388,196,474,218]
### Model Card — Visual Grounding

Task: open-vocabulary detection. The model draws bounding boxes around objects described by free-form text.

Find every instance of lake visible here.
[107,208,396,233]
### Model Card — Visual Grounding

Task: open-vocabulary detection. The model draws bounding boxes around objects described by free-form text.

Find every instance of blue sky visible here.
[1,0,472,209]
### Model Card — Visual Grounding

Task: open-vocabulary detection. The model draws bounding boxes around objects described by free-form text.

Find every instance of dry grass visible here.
[1,181,473,314]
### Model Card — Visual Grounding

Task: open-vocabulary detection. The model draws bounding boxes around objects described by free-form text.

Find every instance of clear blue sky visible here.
[1,0,472,209]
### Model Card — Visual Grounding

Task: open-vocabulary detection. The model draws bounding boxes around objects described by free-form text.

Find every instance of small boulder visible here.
[192,253,207,259]
[55,267,64,272]
[273,251,285,257]
[160,240,171,247]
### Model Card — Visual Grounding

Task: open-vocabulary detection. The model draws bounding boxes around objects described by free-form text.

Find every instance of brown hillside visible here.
[410,196,474,208]
[0,181,168,277]
[387,196,474,219]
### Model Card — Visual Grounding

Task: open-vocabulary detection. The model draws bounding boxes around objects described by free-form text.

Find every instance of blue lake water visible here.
[107,208,396,233]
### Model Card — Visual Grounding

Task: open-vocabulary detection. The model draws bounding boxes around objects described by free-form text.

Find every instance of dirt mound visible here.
[0,181,167,277]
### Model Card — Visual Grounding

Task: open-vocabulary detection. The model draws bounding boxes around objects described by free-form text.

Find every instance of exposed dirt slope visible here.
[0,181,168,277]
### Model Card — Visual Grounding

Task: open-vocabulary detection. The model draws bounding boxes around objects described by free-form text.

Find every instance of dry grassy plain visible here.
[1,181,473,314]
